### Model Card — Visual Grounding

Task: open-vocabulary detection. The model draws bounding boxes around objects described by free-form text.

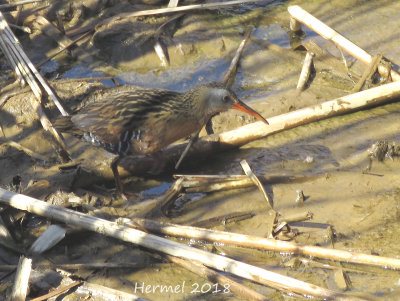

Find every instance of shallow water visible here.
[2,0,400,299]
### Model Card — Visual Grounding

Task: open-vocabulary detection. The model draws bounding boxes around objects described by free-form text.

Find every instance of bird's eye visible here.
[223,95,231,103]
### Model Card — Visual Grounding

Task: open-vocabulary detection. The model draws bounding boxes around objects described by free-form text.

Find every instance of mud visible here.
[1,0,400,300]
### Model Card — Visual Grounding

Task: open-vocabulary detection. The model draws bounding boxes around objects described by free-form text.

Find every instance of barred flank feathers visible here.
[53,116,84,135]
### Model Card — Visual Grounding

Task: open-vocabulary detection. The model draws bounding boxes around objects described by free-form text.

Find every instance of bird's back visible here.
[55,85,188,155]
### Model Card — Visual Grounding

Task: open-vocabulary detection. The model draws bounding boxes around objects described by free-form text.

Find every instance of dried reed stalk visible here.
[124,217,400,270]
[99,0,266,28]
[167,255,269,301]
[296,51,315,92]
[288,5,400,81]
[9,256,32,301]
[0,188,355,299]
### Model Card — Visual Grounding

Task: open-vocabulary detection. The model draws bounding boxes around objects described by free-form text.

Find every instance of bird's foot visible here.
[117,189,137,202]
[111,155,132,201]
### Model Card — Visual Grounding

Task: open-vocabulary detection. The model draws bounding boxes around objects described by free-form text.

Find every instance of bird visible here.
[55,82,269,197]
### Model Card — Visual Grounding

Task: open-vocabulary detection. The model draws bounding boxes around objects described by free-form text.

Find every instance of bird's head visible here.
[192,82,269,125]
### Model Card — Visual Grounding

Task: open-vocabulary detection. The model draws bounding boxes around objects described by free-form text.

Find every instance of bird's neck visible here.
[178,90,204,124]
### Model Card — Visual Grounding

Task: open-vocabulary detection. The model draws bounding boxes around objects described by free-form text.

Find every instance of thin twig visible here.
[98,0,266,29]
[351,54,382,92]
[0,262,140,271]
[53,76,116,83]
[3,141,47,161]
[9,23,31,34]
[222,25,254,87]
[0,0,44,9]
[153,13,184,66]
[0,13,68,116]
[1,30,42,98]
[240,160,273,209]
[0,35,25,85]
[0,86,31,108]
[30,281,82,301]
[36,29,93,68]
[336,45,350,74]
[190,211,255,228]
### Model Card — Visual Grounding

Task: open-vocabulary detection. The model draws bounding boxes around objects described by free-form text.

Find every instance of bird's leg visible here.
[205,119,214,135]
[111,155,127,201]
[205,112,220,135]
[175,130,200,169]
[176,113,219,169]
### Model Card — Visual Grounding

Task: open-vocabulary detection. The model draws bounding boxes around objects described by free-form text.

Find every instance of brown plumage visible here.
[55,82,269,196]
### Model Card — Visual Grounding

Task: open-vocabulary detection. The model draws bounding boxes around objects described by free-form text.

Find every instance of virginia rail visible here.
[55,82,269,196]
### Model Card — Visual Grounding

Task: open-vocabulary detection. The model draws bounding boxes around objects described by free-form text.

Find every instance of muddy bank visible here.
[1,0,400,300]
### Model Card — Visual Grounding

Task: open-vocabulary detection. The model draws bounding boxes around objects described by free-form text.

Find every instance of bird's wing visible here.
[71,89,180,144]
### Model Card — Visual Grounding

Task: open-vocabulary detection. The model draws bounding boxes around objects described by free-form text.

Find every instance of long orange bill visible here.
[234,101,269,125]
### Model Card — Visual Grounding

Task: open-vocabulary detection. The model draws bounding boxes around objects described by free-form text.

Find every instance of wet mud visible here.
[1,0,400,300]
